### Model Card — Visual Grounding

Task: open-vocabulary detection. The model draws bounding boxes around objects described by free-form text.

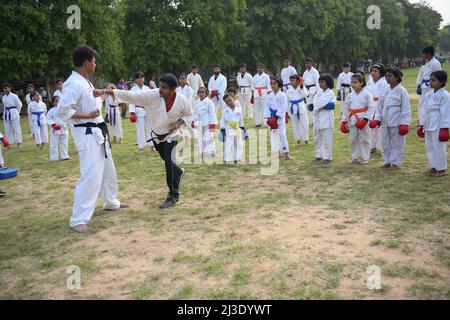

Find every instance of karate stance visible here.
[286,74,309,145]
[28,91,48,149]
[208,65,227,114]
[2,83,23,147]
[221,94,246,163]
[253,63,271,127]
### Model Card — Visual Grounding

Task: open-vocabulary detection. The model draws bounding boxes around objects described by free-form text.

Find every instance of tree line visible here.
[0,0,445,84]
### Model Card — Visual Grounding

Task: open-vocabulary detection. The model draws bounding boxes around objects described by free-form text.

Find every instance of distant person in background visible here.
[53,80,63,98]
[419,71,449,177]
[118,77,129,119]
[303,58,320,128]
[187,65,205,101]
[28,91,48,150]
[281,57,297,92]
[26,83,35,136]
[252,63,271,128]
[417,46,442,122]
[176,73,195,107]
[221,93,245,164]
[236,63,254,119]
[192,87,217,157]
[148,78,157,89]
[47,96,70,161]
[286,74,309,145]
[2,83,23,148]
[106,83,123,144]
[337,63,353,119]
[208,64,227,114]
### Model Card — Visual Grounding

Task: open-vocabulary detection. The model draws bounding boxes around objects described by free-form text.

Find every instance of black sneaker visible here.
[0,190,7,198]
[159,197,180,209]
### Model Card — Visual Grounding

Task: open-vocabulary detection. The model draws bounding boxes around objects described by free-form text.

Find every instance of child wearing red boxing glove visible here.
[47,96,70,161]
[419,71,450,177]
[0,130,9,168]
[341,73,375,165]
[374,68,411,170]
[192,87,218,157]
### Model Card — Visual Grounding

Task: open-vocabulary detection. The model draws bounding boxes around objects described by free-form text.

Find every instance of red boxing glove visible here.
[299,77,305,87]
[285,114,289,124]
[130,113,137,123]
[1,137,10,148]
[210,90,217,98]
[209,124,216,132]
[191,121,196,129]
[267,117,278,129]
[369,120,380,129]
[340,122,349,134]
[52,124,61,130]
[439,128,449,142]
[398,125,409,136]
[417,126,425,139]
[250,95,254,105]
[355,118,368,130]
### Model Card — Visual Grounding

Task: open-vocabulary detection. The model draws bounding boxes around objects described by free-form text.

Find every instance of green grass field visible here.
[0,66,449,300]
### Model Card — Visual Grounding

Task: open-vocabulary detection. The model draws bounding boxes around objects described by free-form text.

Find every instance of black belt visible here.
[341,84,351,88]
[147,130,170,144]
[74,122,111,158]
[306,84,316,90]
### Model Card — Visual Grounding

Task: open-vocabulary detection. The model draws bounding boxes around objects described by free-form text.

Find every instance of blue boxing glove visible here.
[308,104,314,112]
[323,102,335,110]
[416,85,422,96]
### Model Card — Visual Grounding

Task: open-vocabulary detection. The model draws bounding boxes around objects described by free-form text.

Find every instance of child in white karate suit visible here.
[313,74,335,164]
[0,130,9,167]
[286,74,309,144]
[28,91,48,149]
[337,63,353,118]
[221,94,245,163]
[374,68,411,170]
[419,70,450,177]
[193,87,218,157]
[106,83,123,143]
[47,96,70,161]
[341,74,375,165]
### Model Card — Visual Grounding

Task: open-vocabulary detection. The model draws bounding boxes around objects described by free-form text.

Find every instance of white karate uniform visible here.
[53,89,63,98]
[2,92,23,145]
[419,88,450,171]
[176,85,196,140]
[56,71,121,228]
[417,57,442,121]
[129,84,152,148]
[28,100,48,145]
[253,72,271,126]
[208,73,227,114]
[221,104,244,162]
[376,84,411,167]
[0,131,4,165]
[47,107,69,161]
[281,65,297,92]
[337,72,353,101]
[236,72,254,118]
[342,89,375,161]
[193,97,218,155]
[286,85,309,142]
[366,77,389,150]
[303,66,321,125]
[106,96,123,139]
[313,88,335,160]
[187,72,205,100]
[26,93,34,134]
[264,91,289,154]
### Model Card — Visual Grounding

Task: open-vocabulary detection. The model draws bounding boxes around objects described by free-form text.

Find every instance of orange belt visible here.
[349,107,368,123]
[256,86,267,97]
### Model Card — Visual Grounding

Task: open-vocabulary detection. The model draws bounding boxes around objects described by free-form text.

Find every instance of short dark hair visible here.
[27,83,35,89]
[343,62,351,68]
[305,58,313,63]
[319,74,334,89]
[56,79,63,84]
[257,63,265,68]
[289,74,300,80]
[431,70,447,87]
[51,95,59,105]
[2,83,11,89]
[351,74,366,87]
[227,87,237,95]
[159,73,178,88]
[239,63,247,68]
[223,93,233,102]
[385,67,403,83]
[178,73,187,79]
[284,57,291,61]
[370,63,385,77]
[197,86,208,95]
[213,64,221,69]
[134,71,145,79]
[73,45,97,68]
[422,46,435,55]
[31,90,40,97]
[271,77,283,88]
[192,64,198,69]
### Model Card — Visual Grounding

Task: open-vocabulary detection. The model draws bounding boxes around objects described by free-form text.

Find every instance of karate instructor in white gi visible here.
[57,45,128,233]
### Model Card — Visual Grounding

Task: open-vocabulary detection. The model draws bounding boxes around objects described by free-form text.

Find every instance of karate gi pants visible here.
[33,123,48,145]
[291,113,309,142]
[349,125,371,161]
[50,131,69,161]
[0,145,4,165]
[382,126,406,166]
[70,128,121,227]
[27,109,34,134]
[136,116,152,149]
[4,118,22,144]
[239,93,253,119]
[270,120,289,154]
[108,107,123,139]
[224,131,243,162]
[425,130,447,171]
[370,127,382,150]
[315,128,333,160]
[254,98,265,126]
[155,140,183,199]
[198,126,216,155]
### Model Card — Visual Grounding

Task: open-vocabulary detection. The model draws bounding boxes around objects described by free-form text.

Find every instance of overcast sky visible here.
[408,0,450,27]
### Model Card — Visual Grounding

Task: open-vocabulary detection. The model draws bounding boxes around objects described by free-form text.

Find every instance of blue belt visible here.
[290,99,304,120]
[422,79,431,88]
[283,84,290,91]
[32,112,44,127]
[5,106,17,121]
[269,107,277,118]
[108,105,118,126]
